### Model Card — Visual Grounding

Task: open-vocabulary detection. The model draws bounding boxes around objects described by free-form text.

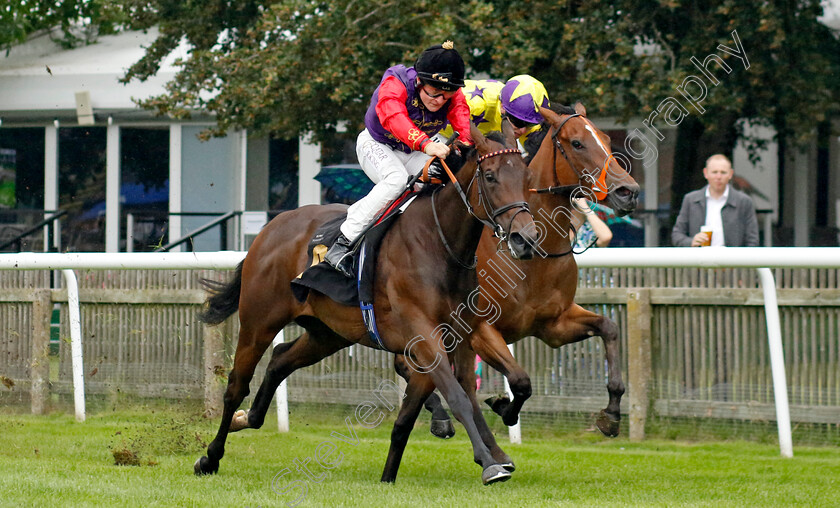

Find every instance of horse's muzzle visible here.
[508,230,537,260]
[608,184,640,217]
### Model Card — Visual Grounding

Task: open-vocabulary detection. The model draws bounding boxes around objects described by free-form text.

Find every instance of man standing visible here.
[672,154,759,247]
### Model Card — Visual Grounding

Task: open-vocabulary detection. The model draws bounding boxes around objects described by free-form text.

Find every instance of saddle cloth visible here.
[290,189,419,348]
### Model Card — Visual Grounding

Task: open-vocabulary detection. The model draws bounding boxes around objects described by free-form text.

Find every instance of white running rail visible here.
[3,247,839,456]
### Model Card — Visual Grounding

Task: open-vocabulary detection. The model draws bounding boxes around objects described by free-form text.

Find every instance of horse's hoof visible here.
[500,462,516,472]
[430,419,455,439]
[194,456,218,475]
[482,464,512,485]
[595,410,620,437]
[501,412,520,427]
[484,395,510,417]
[230,409,249,432]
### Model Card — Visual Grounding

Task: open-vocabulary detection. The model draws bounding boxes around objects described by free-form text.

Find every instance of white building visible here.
[0,27,323,253]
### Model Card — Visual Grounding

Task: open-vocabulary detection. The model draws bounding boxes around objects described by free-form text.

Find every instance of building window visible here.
[121,127,170,251]
[59,127,106,252]
[0,127,45,251]
[269,138,299,212]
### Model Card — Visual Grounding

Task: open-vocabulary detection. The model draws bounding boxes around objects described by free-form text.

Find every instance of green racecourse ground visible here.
[1,400,838,508]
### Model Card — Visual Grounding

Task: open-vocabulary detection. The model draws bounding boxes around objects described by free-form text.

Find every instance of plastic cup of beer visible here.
[699,226,713,247]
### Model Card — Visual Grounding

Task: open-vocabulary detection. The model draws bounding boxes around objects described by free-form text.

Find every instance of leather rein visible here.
[431,148,532,269]
[530,113,603,196]
[529,113,603,258]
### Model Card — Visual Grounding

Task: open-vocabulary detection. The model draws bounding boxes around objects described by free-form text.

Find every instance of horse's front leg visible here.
[393,354,454,439]
[402,322,510,485]
[452,342,515,471]
[542,303,624,437]
[381,369,436,483]
[469,321,532,427]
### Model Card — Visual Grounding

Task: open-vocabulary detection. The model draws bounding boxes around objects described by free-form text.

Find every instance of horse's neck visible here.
[530,129,580,189]
[435,166,485,262]
[528,150,577,250]
[533,193,574,250]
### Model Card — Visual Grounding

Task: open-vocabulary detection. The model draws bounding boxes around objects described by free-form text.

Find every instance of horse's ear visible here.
[574,101,587,116]
[539,106,560,125]
[470,123,488,153]
[501,116,517,147]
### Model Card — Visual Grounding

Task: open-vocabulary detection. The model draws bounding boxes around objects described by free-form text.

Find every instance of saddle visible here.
[290,188,420,349]
[290,156,455,349]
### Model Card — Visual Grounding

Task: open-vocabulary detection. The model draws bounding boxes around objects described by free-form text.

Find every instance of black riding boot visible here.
[324,234,355,278]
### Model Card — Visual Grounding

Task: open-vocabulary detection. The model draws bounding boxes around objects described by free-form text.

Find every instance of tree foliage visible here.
[0,0,124,52]
[6,2,840,166]
[114,0,499,139]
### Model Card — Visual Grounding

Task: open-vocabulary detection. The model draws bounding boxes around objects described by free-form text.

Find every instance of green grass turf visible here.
[1,402,838,507]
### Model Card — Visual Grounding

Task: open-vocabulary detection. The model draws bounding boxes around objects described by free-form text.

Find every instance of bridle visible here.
[431,148,533,269]
[528,113,607,258]
[530,113,604,196]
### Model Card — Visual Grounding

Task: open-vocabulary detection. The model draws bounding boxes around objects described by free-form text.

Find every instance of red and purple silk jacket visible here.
[364,65,472,154]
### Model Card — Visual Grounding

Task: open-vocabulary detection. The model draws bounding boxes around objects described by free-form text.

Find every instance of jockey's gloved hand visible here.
[444,147,464,173]
[428,159,446,181]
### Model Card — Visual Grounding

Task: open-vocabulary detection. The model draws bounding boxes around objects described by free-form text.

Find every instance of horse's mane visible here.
[523,130,546,164]
[412,138,474,197]
[553,104,577,116]
[485,130,514,148]
[522,104,578,164]
[416,130,515,198]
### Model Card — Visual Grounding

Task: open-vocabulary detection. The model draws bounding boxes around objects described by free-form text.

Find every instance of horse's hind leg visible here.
[544,303,625,437]
[594,313,623,436]
[381,371,436,483]
[196,324,349,475]
[424,392,453,438]
[393,355,454,439]
[238,328,349,431]
[195,321,277,475]
[228,333,301,432]
[469,321,532,427]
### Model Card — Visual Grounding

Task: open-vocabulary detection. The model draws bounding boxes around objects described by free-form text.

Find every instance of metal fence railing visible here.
[1,250,839,453]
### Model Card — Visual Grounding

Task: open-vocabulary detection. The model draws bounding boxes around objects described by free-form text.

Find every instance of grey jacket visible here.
[671,186,759,247]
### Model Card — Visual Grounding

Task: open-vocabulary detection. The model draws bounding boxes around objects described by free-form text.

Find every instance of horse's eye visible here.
[484,171,497,183]
[572,140,584,149]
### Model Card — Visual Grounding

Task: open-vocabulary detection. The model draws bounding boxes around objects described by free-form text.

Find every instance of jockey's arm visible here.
[375,76,432,152]
[445,91,473,146]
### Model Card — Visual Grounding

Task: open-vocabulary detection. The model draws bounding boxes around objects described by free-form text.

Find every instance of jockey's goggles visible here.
[504,114,536,130]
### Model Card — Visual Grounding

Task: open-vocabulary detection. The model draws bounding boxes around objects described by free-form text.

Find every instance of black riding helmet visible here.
[414,40,466,92]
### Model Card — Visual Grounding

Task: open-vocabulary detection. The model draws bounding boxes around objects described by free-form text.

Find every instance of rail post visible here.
[757,268,793,458]
[627,288,652,441]
[203,324,226,418]
[30,289,52,414]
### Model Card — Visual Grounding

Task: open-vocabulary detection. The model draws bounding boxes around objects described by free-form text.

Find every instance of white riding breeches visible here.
[340,129,433,241]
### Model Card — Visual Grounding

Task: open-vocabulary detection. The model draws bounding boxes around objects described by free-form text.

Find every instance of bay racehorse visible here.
[195,122,538,484]
[382,103,640,482]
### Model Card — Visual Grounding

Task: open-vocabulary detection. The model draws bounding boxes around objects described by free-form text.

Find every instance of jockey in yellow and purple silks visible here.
[440,74,550,157]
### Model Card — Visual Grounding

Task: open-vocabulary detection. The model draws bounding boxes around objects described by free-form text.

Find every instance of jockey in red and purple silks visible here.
[325,41,473,278]
[364,64,472,154]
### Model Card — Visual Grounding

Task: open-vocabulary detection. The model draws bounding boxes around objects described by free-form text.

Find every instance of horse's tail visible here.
[197,260,243,325]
